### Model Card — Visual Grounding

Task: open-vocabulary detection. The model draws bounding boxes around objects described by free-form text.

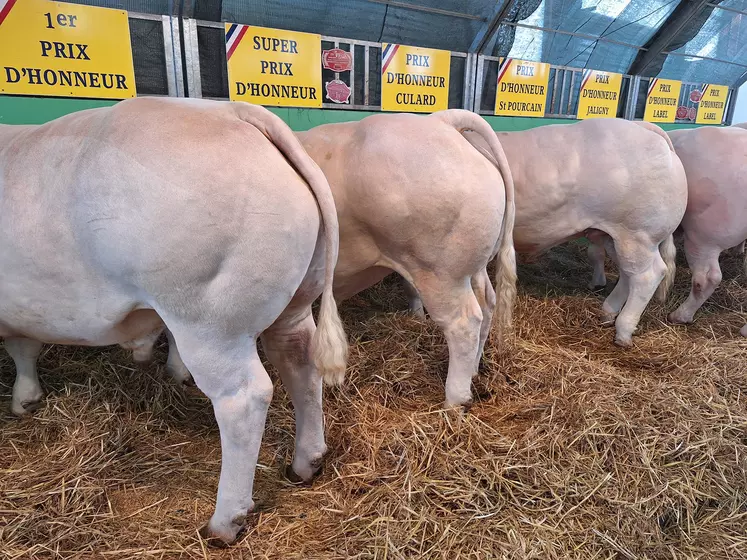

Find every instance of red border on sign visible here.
[226,25,249,61]
[496,58,513,85]
[0,0,19,26]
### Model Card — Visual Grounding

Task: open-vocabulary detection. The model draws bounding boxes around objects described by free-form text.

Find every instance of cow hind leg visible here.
[669,243,722,325]
[261,311,327,483]
[612,239,667,347]
[167,326,273,544]
[5,337,44,416]
[415,277,483,409]
[471,268,496,373]
[599,239,628,325]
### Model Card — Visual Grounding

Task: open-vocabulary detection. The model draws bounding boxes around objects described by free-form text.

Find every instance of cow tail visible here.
[633,120,675,152]
[655,234,677,303]
[234,102,348,384]
[432,109,517,343]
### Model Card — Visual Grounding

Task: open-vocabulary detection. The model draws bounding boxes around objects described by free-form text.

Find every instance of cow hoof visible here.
[284,462,323,486]
[12,396,44,416]
[443,398,473,415]
[667,312,692,325]
[199,514,248,546]
[740,324,747,337]
[600,315,617,327]
[410,307,426,319]
[285,451,326,485]
[614,335,633,348]
[181,376,196,388]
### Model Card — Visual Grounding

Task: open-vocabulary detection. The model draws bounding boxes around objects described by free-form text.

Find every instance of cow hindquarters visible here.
[261,310,327,482]
[6,337,44,415]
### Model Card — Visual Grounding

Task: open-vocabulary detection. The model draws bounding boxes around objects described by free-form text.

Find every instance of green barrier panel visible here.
[0,95,711,131]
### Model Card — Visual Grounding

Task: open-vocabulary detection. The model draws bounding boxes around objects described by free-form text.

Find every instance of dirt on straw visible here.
[1,241,746,559]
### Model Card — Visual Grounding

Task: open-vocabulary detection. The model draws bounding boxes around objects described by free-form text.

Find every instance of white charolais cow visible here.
[33,110,516,410]
[298,110,517,409]
[0,97,347,544]
[664,125,747,327]
[408,118,687,347]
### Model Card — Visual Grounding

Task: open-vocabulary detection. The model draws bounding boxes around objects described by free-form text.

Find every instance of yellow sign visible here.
[696,84,729,124]
[644,78,682,123]
[494,58,550,117]
[576,70,622,119]
[226,24,321,108]
[380,43,450,112]
[0,0,135,99]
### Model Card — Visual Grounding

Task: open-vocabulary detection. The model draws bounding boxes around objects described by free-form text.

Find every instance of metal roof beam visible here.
[469,0,515,53]
[507,21,645,51]
[708,2,747,16]
[735,68,747,89]
[626,0,711,76]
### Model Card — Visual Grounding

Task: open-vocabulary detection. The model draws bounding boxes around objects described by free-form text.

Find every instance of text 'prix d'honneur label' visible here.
[576,70,622,119]
[0,0,136,99]
[644,78,682,123]
[696,84,728,124]
[381,43,450,112]
[494,58,550,117]
[226,24,322,108]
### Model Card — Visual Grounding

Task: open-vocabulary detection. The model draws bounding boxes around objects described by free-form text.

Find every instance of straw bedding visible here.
[1,241,746,559]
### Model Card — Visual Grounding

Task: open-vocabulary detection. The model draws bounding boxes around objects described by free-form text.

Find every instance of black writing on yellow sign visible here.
[255,35,297,78]
[649,96,677,106]
[231,32,320,103]
[4,67,127,89]
[2,8,130,93]
[385,72,446,88]
[44,11,78,28]
[499,82,545,95]
[583,90,618,100]
[652,110,669,118]
[586,107,609,116]
[595,74,609,84]
[701,100,724,109]
[497,101,544,112]
[396,93,437,106]
[234,82,317,100]
[253,36,299,52]
[583,89,617,116]
[659,83,671,92]
[40,41,89,59]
